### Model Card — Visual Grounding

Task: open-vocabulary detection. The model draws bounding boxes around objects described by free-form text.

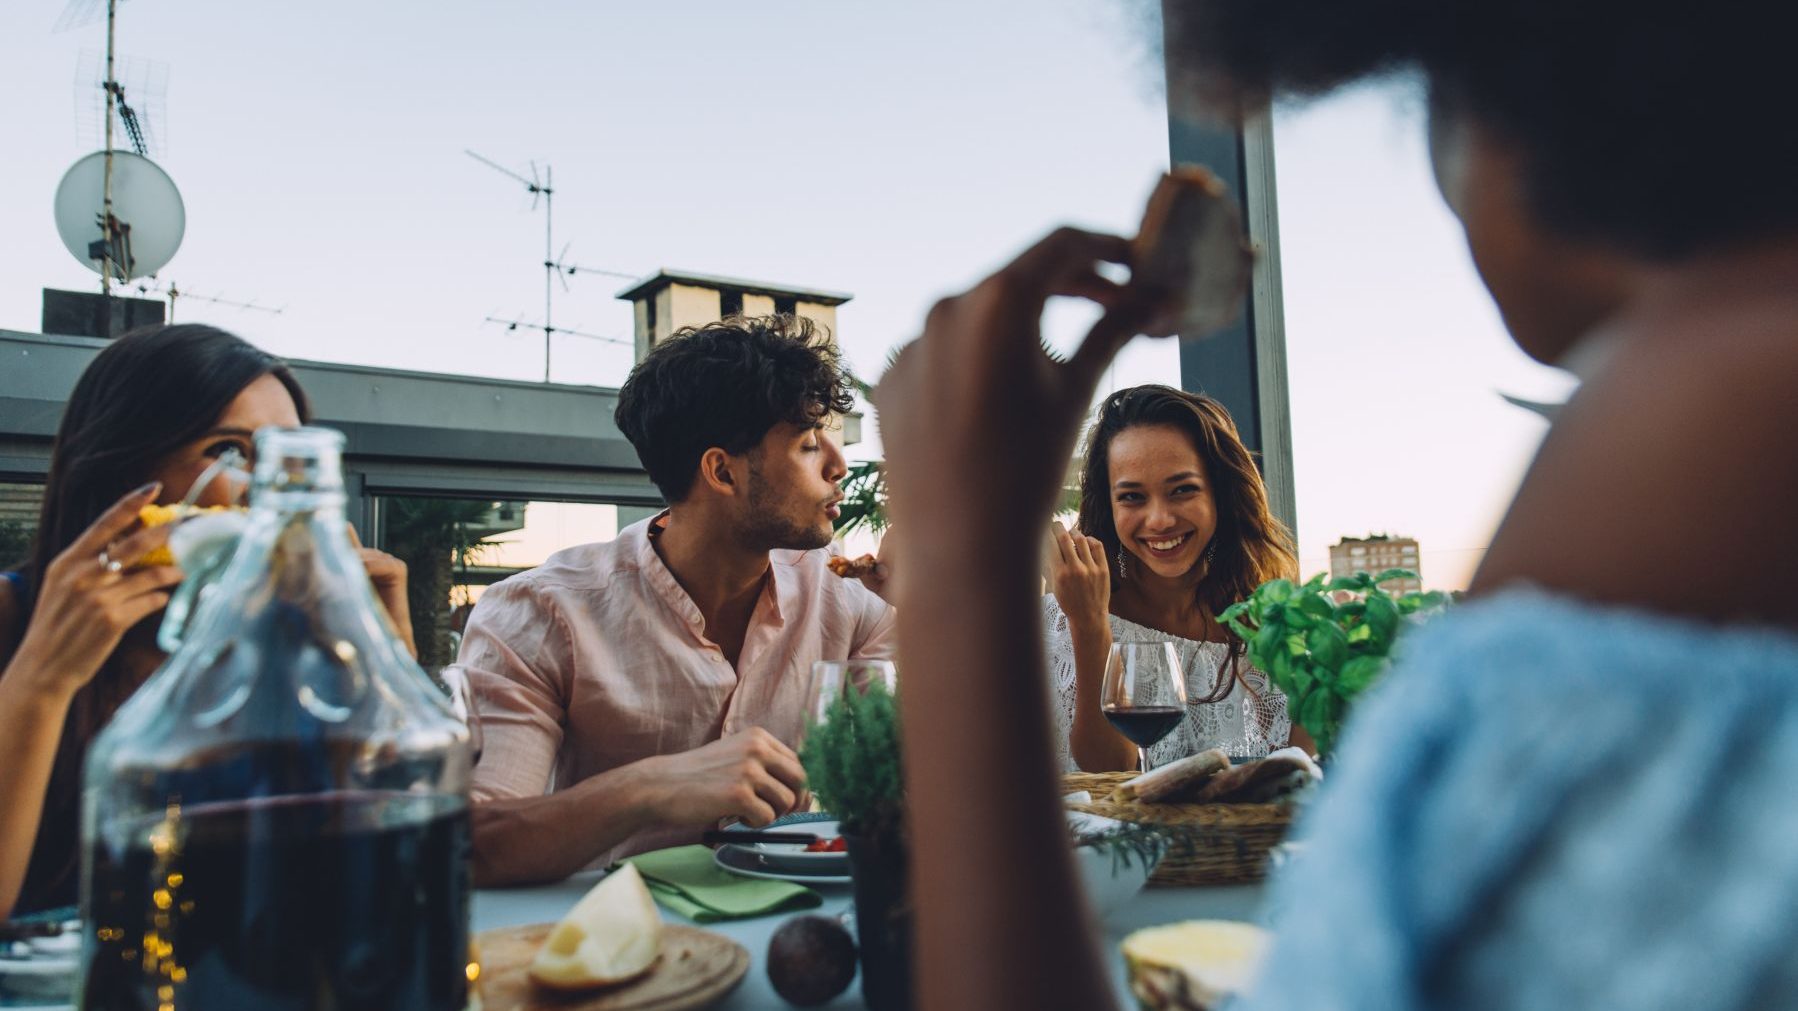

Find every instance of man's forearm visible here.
[470,761,657,887]
[899,537,1117,1011]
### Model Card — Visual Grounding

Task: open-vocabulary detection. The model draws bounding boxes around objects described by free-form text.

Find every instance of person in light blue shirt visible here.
[1247,592,1798,1009]
[863,0,1798,1007]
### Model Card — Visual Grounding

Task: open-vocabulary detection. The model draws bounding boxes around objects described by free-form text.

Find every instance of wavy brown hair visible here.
[1074,384,1296,647]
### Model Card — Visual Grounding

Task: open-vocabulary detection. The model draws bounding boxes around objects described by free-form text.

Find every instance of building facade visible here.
[1328,534,1423,594]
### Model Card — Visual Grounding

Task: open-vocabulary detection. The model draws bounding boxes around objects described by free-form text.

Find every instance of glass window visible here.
[0,481,42,571]
[378,496,660,672]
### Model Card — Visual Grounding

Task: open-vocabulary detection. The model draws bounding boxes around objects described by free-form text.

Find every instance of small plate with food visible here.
[740,813,849,875]
[711,845,854,887]
[475,864,749,1011]
[712,813,853,884]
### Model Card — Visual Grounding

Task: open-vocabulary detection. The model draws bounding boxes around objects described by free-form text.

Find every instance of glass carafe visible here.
[78,427,472,1011]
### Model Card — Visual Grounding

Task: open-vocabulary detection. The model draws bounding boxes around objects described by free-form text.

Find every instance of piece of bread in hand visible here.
[1128,166,1254,340]
[1111,748,1231,803]
[827,553,878,579]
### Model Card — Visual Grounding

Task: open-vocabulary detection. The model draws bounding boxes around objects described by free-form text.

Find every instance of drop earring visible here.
[1116,545,1128,580]
[1203,541,1218,567]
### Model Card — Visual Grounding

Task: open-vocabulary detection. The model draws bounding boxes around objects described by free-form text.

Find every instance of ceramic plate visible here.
[713,842,853,886]
[742,813,849,874]
[0,912,78,1008]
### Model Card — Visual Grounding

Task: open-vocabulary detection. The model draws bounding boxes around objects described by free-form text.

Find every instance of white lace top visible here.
[1042,595,1292,772]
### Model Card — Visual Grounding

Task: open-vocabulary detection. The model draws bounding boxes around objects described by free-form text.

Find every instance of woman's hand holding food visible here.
[858,526,898,604]
[5,483,181,702]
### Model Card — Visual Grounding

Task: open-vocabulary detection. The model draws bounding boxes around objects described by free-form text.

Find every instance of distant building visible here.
[615,269,861,444]
[616,269,852,362]
[1329,534,1423,594]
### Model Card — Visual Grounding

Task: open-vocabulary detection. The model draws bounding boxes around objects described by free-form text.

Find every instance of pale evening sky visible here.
[0,0,1573,589]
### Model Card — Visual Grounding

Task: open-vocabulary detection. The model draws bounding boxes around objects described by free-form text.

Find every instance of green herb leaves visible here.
[798,680,905,839]
[1220,571,1449,756]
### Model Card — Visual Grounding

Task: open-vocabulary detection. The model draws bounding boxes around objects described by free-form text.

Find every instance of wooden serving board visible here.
[474,922,750,1011]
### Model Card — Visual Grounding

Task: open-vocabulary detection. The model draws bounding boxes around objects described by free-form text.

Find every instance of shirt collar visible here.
[637,512,787,639]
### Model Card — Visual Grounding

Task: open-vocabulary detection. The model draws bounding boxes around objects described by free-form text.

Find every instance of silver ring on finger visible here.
[97,549,124,575]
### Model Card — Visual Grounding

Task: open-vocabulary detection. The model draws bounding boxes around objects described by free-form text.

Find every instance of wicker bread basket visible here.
[1063,771,1292,886]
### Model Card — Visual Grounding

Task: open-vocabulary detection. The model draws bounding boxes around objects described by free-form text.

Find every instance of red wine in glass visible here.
[1102,705,1185,749]
[1101,642,1187,772]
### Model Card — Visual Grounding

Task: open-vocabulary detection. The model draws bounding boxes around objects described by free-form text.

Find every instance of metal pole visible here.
[543,168,553,383]
[1162,0,1297,535]
[100,0,117,296]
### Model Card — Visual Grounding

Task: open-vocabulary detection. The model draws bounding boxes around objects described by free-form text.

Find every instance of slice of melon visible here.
[529,864,664,990]
[1122,920,1269,1011]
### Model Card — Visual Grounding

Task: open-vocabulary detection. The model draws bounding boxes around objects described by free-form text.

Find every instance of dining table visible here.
[473,874,1272,1010]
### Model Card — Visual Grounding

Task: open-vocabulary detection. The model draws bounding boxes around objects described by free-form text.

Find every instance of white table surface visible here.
[473,874,1269,1010]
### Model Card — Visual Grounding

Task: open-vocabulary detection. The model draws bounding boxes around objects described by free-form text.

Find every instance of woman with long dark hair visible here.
[0,324,412,918]
[1045,385,1307,770]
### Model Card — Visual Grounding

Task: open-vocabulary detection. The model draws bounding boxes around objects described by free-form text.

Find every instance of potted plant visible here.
[1219,570,1449,757]
[798,680,910,1011]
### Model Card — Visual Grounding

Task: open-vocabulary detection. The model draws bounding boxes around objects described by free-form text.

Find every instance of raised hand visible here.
[1048,520,1111,634]
[6,483,181,701]
[857,526,898,604]
[873,228,1148,543]
[346,524,415,658]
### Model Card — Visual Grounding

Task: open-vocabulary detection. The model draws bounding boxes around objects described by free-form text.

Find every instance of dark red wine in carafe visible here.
[83,792,468,1011]
[79,429,473,1011]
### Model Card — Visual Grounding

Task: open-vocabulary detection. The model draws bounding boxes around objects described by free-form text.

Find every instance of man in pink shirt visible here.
[456,316,895,885]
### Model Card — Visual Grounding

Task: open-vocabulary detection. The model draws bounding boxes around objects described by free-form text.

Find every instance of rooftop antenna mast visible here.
[133,280,285,322]
[467,149,557,381]
[53,0,185,299]
[548,245,640,283]
[482,314,630,349]
[99,0,123,293]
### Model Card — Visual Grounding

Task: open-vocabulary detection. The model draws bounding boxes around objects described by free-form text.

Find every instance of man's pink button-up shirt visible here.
[452,516,896,865]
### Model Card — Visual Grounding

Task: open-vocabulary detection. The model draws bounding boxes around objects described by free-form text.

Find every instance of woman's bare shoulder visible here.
[1475,318,1798,626]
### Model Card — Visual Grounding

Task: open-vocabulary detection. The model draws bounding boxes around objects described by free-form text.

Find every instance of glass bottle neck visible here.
[251,426,347,512]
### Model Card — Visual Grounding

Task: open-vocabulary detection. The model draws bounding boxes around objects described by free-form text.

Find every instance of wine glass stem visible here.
[1138,746,1151,773]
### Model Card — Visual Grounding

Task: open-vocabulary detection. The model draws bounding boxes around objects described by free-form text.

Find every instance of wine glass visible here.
[808,659,897,728]
[800,660,895,815]
[440,665,484,767]
[1101,642,1187,773]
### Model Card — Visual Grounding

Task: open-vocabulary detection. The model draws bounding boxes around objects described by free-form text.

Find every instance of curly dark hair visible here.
[1166,0,1796,260]
[1075,385,1297,620]
[615,314,856,502]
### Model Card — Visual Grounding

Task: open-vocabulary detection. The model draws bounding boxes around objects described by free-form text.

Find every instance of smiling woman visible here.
[1045,385,1306,773]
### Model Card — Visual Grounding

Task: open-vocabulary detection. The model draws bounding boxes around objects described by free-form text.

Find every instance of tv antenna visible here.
[75,49,167,159]
[467,149,564,381]
[51,0,182,293]
[548,244,640,285]
[483,314,630,349]
[132,280,285,322]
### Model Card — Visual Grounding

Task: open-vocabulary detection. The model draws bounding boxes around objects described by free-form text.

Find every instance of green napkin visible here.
[617,845,822,923]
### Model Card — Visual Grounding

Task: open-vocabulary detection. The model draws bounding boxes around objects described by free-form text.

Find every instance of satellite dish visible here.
[53,150,185,281]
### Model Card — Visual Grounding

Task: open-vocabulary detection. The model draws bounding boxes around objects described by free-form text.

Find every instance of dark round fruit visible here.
[767,914,858,1006]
